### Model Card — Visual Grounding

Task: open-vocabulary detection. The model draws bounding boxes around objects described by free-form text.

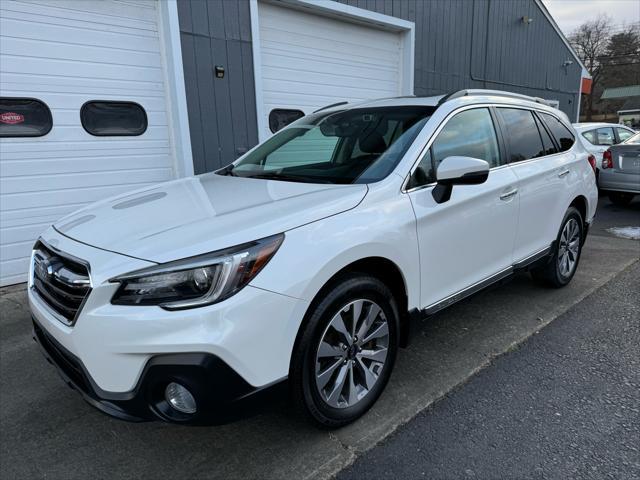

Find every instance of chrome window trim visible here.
[401,102,576,194]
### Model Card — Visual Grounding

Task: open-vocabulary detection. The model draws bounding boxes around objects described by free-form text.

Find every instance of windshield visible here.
[623,132,640,144]
[220,106,435,184]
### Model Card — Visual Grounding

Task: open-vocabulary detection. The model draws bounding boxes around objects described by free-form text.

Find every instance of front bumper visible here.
[33,318,286,424]
[29,228,309,423]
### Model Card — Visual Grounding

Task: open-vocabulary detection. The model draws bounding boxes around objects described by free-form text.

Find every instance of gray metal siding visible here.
[337,0,582,117]
[179,0,582,174]
[178,0,257,174]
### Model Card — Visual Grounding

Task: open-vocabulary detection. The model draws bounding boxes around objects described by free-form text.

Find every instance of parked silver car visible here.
[600,132,640,206]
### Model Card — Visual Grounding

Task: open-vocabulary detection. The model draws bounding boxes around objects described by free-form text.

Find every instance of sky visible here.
[542,0,640,35]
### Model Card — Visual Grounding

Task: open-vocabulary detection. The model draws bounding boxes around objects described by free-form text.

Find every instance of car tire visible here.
[290,274,399,428]
[531,207,584,288]
[608,192,634,206]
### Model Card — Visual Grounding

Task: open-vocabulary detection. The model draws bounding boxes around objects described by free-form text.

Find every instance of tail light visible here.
[602,150,613,169]
[587,154,596,173]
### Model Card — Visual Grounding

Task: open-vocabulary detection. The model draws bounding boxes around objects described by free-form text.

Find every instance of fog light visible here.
[165,382,197,414]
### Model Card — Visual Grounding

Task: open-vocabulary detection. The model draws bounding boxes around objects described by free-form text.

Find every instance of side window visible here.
[616,128,634,143]
[582,130,597,145]
[406,149,434,190]
[0,97,52,137]
[269,109,304,133]
[81,101,147,136]
[534,113,557,156]
[498,108,545,162]
[407,108,499,188]
[539,112,575,152]
[596,127,615,146]
[263,126,339,170]
[432,108,500,170]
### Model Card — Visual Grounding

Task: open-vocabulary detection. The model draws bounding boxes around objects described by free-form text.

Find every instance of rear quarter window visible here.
[581,130,597,145]
[539,113,575,152]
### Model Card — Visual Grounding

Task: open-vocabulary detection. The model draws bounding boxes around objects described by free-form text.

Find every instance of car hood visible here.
[54,173,368,264]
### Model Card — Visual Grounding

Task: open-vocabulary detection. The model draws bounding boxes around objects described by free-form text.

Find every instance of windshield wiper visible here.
[246,172,333,184]
[217,165,238,176]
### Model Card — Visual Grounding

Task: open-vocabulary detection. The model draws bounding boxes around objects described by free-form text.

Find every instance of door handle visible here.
[558,169,570,178]
[500,188,518,200]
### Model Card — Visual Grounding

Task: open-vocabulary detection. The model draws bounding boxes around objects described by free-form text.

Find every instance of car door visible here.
[498,108,575,262]
[406,107,520,310]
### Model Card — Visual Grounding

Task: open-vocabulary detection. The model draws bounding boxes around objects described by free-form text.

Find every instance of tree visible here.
[569,15,613,120]
[604,26,640,65]
[600,25,640,90]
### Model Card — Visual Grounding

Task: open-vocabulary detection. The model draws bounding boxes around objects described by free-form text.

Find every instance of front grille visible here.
[31,241,91,325]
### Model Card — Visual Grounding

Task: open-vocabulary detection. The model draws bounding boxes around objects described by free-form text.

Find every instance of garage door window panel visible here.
[81,101,147,136]
[0,98,52,137]
[269,109,305,133]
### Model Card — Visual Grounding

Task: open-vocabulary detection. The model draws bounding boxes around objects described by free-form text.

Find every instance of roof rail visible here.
[313,101,348,113]
[438,89,555,107]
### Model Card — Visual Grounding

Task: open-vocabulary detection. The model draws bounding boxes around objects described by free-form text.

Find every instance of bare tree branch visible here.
[569,14,613,120]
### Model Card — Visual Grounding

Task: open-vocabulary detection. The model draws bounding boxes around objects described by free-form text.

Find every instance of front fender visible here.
[250,192,420,313]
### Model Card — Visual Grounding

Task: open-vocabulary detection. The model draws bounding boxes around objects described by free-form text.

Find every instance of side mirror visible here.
[432,156,490,204]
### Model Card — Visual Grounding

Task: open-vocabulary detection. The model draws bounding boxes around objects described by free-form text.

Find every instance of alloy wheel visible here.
[557,218,580,278]
[314,299,389,409]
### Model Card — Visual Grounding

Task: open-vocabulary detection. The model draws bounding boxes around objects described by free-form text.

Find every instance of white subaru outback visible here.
[29,90,598,427]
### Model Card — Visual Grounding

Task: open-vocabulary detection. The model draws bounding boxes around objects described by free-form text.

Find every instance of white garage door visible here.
[257,2,406,139]
[0,0,175,286]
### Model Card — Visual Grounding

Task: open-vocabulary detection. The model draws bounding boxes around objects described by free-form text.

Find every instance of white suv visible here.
[29,90,598,427]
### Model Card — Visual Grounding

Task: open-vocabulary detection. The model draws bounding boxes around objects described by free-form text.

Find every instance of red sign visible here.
[0,112,25,124]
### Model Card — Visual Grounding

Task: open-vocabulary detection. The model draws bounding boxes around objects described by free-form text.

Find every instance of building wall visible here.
[177,0,258,174]
[337,0,582,113]
[178,0,583,174]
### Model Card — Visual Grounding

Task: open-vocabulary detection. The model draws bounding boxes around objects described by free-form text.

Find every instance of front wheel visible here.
[290,274,399,428]
[531,207,583,288]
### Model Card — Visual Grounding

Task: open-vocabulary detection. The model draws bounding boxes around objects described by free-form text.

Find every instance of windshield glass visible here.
[220,106,435,184]
[623,132,640,144]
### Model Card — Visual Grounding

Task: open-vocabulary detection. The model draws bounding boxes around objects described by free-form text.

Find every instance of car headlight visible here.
[110,234,283,309]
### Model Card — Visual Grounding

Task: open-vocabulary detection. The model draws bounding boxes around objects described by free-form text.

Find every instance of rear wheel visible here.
[531,207,583,288]
[290,274,399,428]
[608,192,634,206]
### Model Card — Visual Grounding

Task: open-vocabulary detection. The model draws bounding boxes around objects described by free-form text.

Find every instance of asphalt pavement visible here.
[0,195,638,480]
[337,261,640,480]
